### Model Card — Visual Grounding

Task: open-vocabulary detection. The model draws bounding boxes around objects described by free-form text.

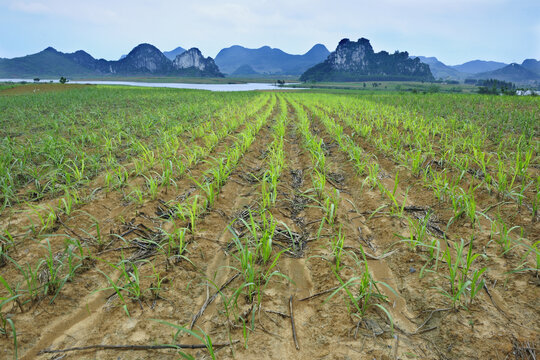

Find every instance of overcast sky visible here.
[0,0,538,65]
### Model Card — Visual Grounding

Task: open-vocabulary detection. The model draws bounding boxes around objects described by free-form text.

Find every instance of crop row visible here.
[307,94,539,214]
[0,88,262,211]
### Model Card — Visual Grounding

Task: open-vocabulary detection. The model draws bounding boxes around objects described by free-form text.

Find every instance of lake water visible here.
[0,79,301,92]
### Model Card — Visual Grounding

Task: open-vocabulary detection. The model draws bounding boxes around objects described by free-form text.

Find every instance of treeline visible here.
[301,71,433,82]
[464,78,516,94]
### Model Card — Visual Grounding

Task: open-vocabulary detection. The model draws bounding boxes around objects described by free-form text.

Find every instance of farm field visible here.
[0,86,539,359]
[285,81,478,93]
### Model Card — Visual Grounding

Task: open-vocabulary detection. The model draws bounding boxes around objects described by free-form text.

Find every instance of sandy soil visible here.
[0,94,538,360]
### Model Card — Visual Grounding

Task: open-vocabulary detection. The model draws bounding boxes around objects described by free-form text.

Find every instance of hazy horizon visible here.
[1,0,539,65]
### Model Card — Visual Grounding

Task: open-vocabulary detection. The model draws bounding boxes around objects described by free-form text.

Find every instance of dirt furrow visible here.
[15,97,277,359]
[301,96,540,359]
[230,101,323,359]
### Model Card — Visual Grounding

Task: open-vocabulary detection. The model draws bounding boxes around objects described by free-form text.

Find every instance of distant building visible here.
[516,90,540,96]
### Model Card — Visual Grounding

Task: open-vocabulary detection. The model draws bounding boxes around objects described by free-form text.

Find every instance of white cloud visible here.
[10,1,50,14]
[9,0,121,23]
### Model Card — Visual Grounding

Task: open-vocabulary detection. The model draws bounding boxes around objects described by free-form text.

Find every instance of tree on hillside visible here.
[477,79,515,95]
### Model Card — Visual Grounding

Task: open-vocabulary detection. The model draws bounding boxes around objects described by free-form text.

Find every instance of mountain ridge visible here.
[0,47,98,77]
[172,48,223,77]
[301,38,434,82]
[412,56,465,80]
[163,46,186,61]
[0,44,221,78]
[450,60,508,74]
[1,42,538,82]
[231,64,259,76]
[474,63,540,82]
[521,59,540,75]
[113,43,174,74]
[214,44,330,75]
[410,56,540,83]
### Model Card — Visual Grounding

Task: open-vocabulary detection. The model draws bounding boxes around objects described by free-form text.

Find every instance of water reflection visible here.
[0,79,301,92]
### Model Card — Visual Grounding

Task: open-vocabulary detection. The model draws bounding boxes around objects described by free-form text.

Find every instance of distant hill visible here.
[521,59,540,75]
[451,60,507,74]
[172,48,223,77]
[231,64,259,76]
[413,56,465,80]
[119,46,186,61]
[0,47,98,77]
[163,46,186,61]
[411,57,512,81]
[301,38,434,82]
[114,43,175,74]
[0,44,221,78]
[474,63,540,83]
[2,42,538,82]
[215,44,329,75]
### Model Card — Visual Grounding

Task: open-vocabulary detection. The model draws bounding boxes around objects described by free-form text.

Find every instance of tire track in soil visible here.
[281,97,411,358]
[240,97,374,359]
[224,98,334,359]
[273,99,316,300]
[263,103,317,359]
[285,100,421,358]
[19,96,276,360]
[168,97,283,359]
[20,276,114,360]
[195,107,279,309]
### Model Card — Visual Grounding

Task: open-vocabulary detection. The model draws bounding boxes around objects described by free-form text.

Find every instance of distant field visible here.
[0,86,538,359]
[0,83,19,91]
[286,80,478,93]
[0,83,90,95]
